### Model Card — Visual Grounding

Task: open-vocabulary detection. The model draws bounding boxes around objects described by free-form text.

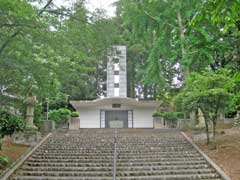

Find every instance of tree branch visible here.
[0,29,21,55]
[0,23,42,29]
[142,9,159,23]
[0,0,53,56]
[38,0,54,15]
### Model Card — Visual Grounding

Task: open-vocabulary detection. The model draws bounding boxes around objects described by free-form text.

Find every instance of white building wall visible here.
[133,108,154,128]
[77,106,155,128]
[77,108,100,128]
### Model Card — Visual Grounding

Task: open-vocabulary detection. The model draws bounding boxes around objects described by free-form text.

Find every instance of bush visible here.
[0,109,25,138]
[152,112,162,117]
[0,156,9,169]
[152,111,184,121]
[71,112,79,117]
[48,108,71,123]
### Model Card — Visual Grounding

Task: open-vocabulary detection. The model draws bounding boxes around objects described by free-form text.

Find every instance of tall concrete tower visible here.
[107,45,127,97]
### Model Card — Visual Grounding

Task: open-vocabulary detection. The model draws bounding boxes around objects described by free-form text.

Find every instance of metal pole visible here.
[113,129,117,180]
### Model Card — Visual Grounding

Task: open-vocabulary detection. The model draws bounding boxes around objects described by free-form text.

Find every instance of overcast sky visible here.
[54,0,117,17]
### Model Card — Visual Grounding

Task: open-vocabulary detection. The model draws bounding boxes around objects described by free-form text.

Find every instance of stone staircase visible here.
[9,129,224,180]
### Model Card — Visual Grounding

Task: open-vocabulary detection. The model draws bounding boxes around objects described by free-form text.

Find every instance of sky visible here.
[54,0,117,17]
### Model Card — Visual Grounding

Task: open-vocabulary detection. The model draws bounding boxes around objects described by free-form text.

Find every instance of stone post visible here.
[153,117,163,129]
[189,110,197,127]
[233,110,240,128]
[13,95,41,146]
[196,108,205,128]
[25,96,38,131]
[218,110,225,123]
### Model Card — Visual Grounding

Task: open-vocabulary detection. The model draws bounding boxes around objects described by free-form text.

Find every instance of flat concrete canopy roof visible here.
[70,97,159,108]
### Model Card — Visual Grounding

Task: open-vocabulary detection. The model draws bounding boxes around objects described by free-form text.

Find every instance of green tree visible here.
[0,0,119,120]
[116,0,199,98]
[226,72,240,117]
[0,109,24,149]
[174,69,233,144]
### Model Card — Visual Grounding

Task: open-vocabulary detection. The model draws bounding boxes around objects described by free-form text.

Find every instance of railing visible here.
[112,129,117,180]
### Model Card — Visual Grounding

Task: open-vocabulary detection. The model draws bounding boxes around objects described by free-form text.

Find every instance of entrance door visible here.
[105,111,128,128]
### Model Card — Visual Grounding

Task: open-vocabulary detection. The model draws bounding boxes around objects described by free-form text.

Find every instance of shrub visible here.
[71,112,79,117]
[48,108,71,123]
[0,156,9,169]
[152,111,184,121]
[152,112,162,117]
[0,109,25,138]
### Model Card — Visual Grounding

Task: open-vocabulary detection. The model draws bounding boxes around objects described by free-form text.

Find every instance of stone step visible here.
[30,155,114,160]
[21,165,113,172]
[12,176,112,180]
[27,158,113,163]
[31,154,201,159]
[27,156,206,163]
[41,142,189,144]
[21,164,210,172]
[12,174,221,180]
[35,149,196,153]
[17,168,216,177]
[36,150,114,154]
[25,160,208,168]
[17,170,112,177]
[33,151,198,156]
[9,129,225,180]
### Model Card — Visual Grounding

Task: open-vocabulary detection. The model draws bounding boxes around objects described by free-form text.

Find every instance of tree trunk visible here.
[143,85,148,99]
[204,119,210,144]
[200,108,210,144]
[0,138,2,150]
[177,10,188,77]
[212,119,217,141]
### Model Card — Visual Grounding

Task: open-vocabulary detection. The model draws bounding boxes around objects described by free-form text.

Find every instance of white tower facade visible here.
[107,45,127,97]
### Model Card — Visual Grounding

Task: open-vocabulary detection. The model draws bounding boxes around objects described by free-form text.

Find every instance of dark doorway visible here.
[105,111,128,128]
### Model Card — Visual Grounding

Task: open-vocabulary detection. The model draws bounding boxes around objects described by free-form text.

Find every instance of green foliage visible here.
[173,69,233,142]
[153,111,184,121]
[0,156,9,169]
[117,0,240,99]
[48,108,71,123]
[0,110,24,138]
[1,0,239,126]
[174,69,233,112]
[118,0,198,90]
[191,0,240,35]
[152,112,162,117]
[226,72,240,117]
[0,0,119,118]
[71,112,79,117]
